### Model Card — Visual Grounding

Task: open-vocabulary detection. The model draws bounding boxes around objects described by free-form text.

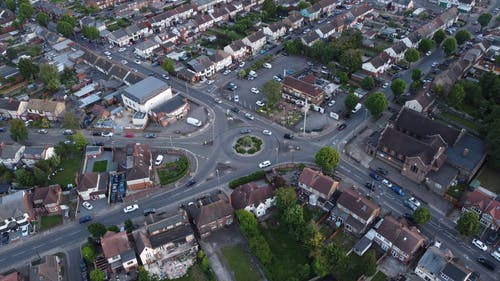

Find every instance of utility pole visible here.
[303,98,308,135]
[216,169,220,186]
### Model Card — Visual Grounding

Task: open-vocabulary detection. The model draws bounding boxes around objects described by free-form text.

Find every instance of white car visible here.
[492,249,500,262]
[121,59,128,65]
[273,75,282,82]
[472,239,488,251]
[155,155,164,166]
[104,51,111,56]
[245,113,255,120]
[328,101,336,107]
[123,204,139,213]
[256,100,265,107]
[239,62,245,68]
[382,179,392,188]
[223,69,231,75]
[263,63,272,69]
[82,201,93,210]
[258,160,271,168]
[106,55,112,60]
[134,59,141,64]
[382,82,389,89]
[214,98,222,104]
[250,87,260,94]
[262,130,272,135]
[118,47,126,52]
[426,51,432,56]
[234,95,239,103]
[207,80,215,85]
[101,131,113,137]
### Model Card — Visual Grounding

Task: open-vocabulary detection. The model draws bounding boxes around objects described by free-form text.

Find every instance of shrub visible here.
[229,170,266,189]
[248,148,257,154]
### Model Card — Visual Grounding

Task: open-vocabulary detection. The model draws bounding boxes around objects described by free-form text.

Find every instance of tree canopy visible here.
[263,80,282,106]
[455,29,471,45]
[443,37,457,56]
[18,58,38,80]
[477,13,492,29]
[275,187,297,211]
[418,38,435,53]
[89,270,105,281]
[87,223,107,238]
[391,78,406,97]
[340,49,362,74]
[456,211,480,236]
[10,119,28,143]
[18,2,34,22]
[413,207,432,224]
[82,25,100,41]
[62,112,80,130]
[39,64,61,91]
[162,58,174,74]
[404,48,420,65]
[448,83,466,109]
[314,147,340,171]
[433,29,446,45]
[344,92,359,112]
[361,76,375,91]
[412,69,422,82]
[36,12,50,27]
[365,92,388,117]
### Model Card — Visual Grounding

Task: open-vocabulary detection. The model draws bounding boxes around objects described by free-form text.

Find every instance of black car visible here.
[337,123,347,131]
[375,167,389,176]
[186,179,197,187]
[231,107,240,114]
[92,132,102,136]
[1,232,9,245]
[485,232,498,245]
[284,133,294,139]
[468,271,480,281]
[240,128,252,134]
[0,127,5,132]
[402,213,415,224]
[476,257,496,271]
[144,133,156,139]
[364,182,376,191]
[143,208,156,216]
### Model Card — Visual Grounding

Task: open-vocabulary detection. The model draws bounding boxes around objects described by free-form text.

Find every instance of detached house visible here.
[330,188,380,236]
[77,172,109,201]
[135,210,198,279]
[26,99,65,121]
[231,182,275,217]
[362,52,393,77]
[298,168,339,207]
[374,215,426,263]
[121,77,173,113]
[242,31,267,55]
[283,12,304,31]
[101,231,138,273]
[186,192,234,238]
[32,185,62,214]
[282,76,325,106]
[263,22,287,41]
[462,189,500,231]
[415,246,464,281]
[134,40,160,59]
[224,40,249,60]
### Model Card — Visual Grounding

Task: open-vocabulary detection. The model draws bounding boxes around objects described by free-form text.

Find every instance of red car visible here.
[124,132,134,138]
[337,123,347,131]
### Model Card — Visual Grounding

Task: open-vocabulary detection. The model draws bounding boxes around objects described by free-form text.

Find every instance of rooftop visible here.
[123,77,170,104]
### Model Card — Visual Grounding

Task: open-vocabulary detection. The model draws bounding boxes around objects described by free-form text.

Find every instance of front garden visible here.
[40,214,62,230]
[92,160,108,172]
[233,136,263,155]
[157,156,190,185]
[221,245,261,281]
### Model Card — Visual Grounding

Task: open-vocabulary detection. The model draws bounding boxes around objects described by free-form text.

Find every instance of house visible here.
[298,168,339,206]
[242,31,267,55]
[402,32,421,48]
[263,22,288,41]
[0,65,20,81]
[134,210,198,279]
[362,52,393,77]
[85,0,126,9]
[32,185,62,214]
[300,31,321,47]
[121,77,173,113]
[154,31,178,45]
[315,21,337,39]
[282,76,325,106]
[194,14,215,33]
[439,260,472,281]
[150,94,190,127]
[77,172,109,201]
[209,50,232,72]
[187,55,215,79]
[0,143,25,169]
[330,188,380,236]
[29,254,62,281]
[231,182,275,217]
[319,0,337,17]
[114,143,153,191]
[101,231,138,273]
[25,99,65,121]
[33,1,68,19]
[0,271,22,281]
[79,16,107,32]
[224,40,249,60]
[0,191,32,234]
[385,41,407,61]
[22,146,55,168]
[192,0,224,12]
[415,246,455,281]
[404,89,435,113]
[461,188,500,231]
[301,4,322,21]
[0,99,27,120]
[0,9,15,27]
[377,0,414,12]
[134,40,160,59]
[283,11,304,31]
[374,216,426,263]
[186,192,234,238]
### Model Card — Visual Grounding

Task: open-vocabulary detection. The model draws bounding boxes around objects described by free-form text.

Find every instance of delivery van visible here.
[187,117,202,127]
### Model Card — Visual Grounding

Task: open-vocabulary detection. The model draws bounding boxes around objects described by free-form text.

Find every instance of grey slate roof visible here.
[445,134,486,171]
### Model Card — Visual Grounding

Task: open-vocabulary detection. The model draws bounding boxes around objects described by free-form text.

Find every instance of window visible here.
[410,165,419,173]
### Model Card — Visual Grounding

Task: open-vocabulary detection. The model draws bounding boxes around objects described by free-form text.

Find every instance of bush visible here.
[236,147,246,154]
[229,170,266,189]
[248,148,257,154]
[157,156,190,185]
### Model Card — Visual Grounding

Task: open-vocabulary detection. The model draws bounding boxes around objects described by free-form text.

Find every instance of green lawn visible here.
[173,264,211,281]
[40,215,62,230]
[92,160,108,172]
[330,231,356,252]
[476,163,500,194]
[157,157,189,185]
[260,221,311,281]
[49,157,82,188]
[221,245,261,281]
[440,112,481,132]
[371,271,387,281]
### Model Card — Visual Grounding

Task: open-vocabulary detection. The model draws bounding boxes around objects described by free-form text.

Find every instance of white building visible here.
[121,77,172,113]
[134,40,160,59]
[231,183,275,217]
[242,30,267,55]
[0,143,25,169]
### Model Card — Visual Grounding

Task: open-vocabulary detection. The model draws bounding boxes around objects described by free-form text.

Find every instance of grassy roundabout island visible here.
[234,135,263,155]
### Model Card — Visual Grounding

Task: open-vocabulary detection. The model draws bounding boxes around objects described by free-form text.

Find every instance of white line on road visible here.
[12,251,27,257]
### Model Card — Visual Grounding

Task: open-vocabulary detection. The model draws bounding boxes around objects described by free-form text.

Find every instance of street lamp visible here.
[216,169,220,186]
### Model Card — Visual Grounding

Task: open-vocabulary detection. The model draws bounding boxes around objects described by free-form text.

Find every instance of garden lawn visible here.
[157,157,189,185]
[49,157,82,187]
[40,215,62,230]
[173,263,210,281]
[260,222,311,281]
[476,163,500,194]
[440,112,481,132]
[92,160,107,172]
[330,231,356,252]
[371,271,387,281]
[221,245,261,281]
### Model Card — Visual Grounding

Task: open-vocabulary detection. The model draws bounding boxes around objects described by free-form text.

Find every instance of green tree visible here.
[124,219,134,233]
[443,37,457,56]
[433,29,446,45]
[448,83,466,108]
[6,48,17,61]
[161,58,174,74]
[18,58,38,80]
[314,147,340,171]
[9,119,28,143]
[18,2,34,21]
[412,69,422,82]
[107,225,120,232]
[361,76,375,90]
[89,269,105,281]
[235,210,259,237]
[263,80,282,106]
[249,235,272,265]
[391,78,406,97]
[82,25,100,41]
[33,167,47,186]
[413,207,432,224]
[456,211,480,236]
[15,169,34,187]
[477,13,492,31]
[455,29,471,45]
[344,92,359,112]
[365,92,388,117]
[57,21,73,37]
[304,221,324,252]
[340,49,362,74]
[297,1,309,9]
[404,48,420,66]
[39,64,61,91]
[82,245,95,263]
[283,204,305,239]
[137,266,153,281]
[60,67,76,87]
[354,249,377,277]
[262,0,277,19]
[36,12,50,27]
[5,0,16,11]
[337,71,348,84]
[275,187,297,211]
[72,132,87,151]
[87,223,107,238]
[62,112,80,130]
[485,120,500,168]
[418,38,435,53]
[60,14,77,28]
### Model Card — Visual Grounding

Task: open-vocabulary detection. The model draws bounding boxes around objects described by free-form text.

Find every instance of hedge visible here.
[229,170,266,189]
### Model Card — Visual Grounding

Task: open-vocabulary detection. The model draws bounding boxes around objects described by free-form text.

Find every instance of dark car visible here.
[485,232,498,245]
[144,133,156,139]
[476,257,496,271]
[79,215,92,224]
[337,123,347,131]
[92,132,102,136]
[369,172,382,181]
[186,179,197,187]
[230,107,240,114]
[468,271,480,281]
[364,182,376,191]
[0,127,5,132]
[390,185,405,196]
[284,133,294,139]
[240,128,252,134]
[94,142,104,146]
[375,167,389,175]
[143,208,156,216]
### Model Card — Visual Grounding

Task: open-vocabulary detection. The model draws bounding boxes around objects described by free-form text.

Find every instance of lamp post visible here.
[216,169,220,187]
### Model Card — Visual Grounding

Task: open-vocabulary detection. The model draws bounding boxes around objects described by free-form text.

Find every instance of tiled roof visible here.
[32,185,61,205]
[298,168,338,196]
[377,216,425,255]
[283,76,324,98]
[101,231,132,259]
[336,188,379,221]
[231,182,275,210]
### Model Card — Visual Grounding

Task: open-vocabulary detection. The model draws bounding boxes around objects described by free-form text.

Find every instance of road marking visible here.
[12,251,26,257]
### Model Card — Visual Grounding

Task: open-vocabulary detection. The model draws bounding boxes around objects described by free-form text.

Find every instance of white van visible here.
[155,155,164,166]
[248,70,257,78]
[187,117,202,127]
[329,112,339,120]
[352,103,362,114]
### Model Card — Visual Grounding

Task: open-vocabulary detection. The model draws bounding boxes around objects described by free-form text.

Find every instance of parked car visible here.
[468,271,480,281]
[63,129,73,135]
[337,123,347,131]
[101,131,113,137]
[263,63,272,69]
[37,129,48,134]
[134,59,141,64]
[476,257,496,271]
[231,107,240,114]
[240,128,252,134]
[144,133,156,139]
[143,208,156,216]
[390,185,405,196]
[491,249,500,262]
[234,95,239,103]
[259,160,271,168]
[381,179,393,188]
[250,87,260,94]
[223,69,231,75]
[79,215,92,224]
[186,179,197,187]
[485,232,498,245]
[284,133,294,139]
[256,100,265,107]
[123,204,139,213]
[92,132,102,136]
[375,167,388,175]
[405,197,421,211]
[82,201,93,210]
[1,232,9,245]
[369,172,382,181]
[472,239,488,251]
[239,62,245,68]
[245,113,255,120]
[124,132,134,138]
[214,98,222,104]
[155,155,164,166]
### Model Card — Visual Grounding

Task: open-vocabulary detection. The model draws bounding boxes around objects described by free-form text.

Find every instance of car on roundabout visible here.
[259,160,271,168]
[262,130,272,135]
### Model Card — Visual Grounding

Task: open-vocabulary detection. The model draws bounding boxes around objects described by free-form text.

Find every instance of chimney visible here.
[463,148,469,157]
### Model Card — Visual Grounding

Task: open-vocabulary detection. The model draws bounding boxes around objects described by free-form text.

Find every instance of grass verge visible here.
[476,163,500,194]
[40,215,62,230]
[92,160,107,172]
[371,271,387,281]
[157,156,189,185]
[221,245,261,281]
